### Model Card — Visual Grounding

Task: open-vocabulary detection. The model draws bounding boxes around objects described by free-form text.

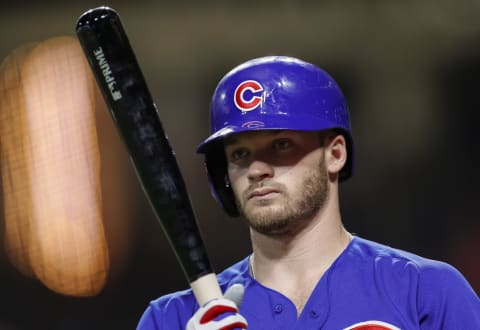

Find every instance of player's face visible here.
[225,130,329,236]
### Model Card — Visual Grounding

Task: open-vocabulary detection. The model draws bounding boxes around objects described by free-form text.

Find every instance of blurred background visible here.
[0,0,479,329]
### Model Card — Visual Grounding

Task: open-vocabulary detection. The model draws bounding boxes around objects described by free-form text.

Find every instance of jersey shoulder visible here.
[350,236,456,273]
[346,236,480,326]
[136,287,196,330]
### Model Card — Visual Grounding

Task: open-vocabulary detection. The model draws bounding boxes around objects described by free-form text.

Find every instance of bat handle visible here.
[190,273,223,306]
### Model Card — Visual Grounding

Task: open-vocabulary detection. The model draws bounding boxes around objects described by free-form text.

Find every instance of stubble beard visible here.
[236,156,330,237]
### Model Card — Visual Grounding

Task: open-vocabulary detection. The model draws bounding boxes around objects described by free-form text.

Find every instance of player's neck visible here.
[250,220,351,280]
[248,189,352,286]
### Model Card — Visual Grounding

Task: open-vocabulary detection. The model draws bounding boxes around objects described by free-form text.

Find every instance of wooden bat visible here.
[0,36,109,297]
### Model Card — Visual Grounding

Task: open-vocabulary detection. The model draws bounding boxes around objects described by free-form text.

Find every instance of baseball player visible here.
[137,56,480,329]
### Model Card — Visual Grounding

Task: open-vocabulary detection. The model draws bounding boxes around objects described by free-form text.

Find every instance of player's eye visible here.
[229,148,250,162]
[272,138,293,151]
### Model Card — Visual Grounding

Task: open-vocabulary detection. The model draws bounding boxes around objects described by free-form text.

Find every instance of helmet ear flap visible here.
[204,147,240,217]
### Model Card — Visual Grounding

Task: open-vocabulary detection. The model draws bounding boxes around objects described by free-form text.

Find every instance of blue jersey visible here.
[137,236,480,329]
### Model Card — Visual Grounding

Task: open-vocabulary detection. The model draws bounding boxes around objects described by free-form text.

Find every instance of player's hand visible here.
[186,284,248,330]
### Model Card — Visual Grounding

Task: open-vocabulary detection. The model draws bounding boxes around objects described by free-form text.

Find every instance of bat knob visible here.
[76,6,119,31]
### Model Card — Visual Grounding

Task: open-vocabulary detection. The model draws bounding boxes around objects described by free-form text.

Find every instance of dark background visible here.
[0,1,479,329]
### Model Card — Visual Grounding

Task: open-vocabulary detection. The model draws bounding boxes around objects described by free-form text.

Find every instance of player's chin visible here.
[243,205,285,225]
[248,216,292,236]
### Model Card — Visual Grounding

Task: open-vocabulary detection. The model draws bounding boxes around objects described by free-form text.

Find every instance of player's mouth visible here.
[248,188,280,200]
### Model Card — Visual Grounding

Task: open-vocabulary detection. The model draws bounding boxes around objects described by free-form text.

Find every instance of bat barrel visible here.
[76,6,141,106]
[76,7,215,284]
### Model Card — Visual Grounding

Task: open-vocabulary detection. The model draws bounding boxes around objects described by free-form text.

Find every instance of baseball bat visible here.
[75,6,222,306]
[0,36,109,297]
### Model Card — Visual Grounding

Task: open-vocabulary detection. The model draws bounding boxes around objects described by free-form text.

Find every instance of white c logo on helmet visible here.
[234,80,264,111]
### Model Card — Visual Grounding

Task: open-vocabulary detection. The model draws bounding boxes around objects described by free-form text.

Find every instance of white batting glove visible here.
[186,284,248,330]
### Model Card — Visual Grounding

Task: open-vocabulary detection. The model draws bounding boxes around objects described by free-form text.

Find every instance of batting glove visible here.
[186,284,248,330]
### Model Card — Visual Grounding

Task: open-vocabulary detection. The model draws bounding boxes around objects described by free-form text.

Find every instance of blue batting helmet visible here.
[197,56,353,217]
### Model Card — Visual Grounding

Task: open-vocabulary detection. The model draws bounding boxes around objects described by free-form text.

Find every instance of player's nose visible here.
[247,159,274,182]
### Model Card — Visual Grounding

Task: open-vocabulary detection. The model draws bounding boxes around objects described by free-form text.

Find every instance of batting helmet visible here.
[197,56,353,217]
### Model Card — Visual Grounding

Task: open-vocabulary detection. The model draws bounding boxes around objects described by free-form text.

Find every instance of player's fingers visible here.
[223,284,245,308]
[200,299,239,323]
[214,314,248,330]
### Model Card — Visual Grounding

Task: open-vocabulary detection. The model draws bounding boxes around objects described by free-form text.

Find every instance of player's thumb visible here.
[223,283,245,308]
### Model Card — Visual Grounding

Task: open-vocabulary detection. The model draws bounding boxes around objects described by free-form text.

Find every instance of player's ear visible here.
[323,133,347,177]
